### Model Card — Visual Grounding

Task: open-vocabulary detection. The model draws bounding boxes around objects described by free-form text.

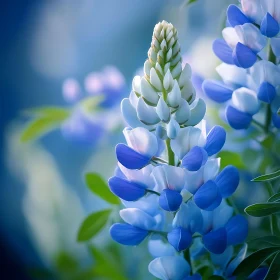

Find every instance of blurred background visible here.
[1,0,241,279]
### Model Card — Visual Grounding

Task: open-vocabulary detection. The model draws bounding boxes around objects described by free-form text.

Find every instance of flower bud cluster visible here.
[109,21,248,280]
[122,21,206,139]
[203,1,280,129]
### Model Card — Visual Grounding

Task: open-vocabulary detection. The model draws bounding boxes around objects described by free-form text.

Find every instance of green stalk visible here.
[183,249,192,275]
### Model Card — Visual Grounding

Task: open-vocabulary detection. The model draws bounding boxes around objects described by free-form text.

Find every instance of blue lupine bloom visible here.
[203,1,280,130]
[108,21,248,280]
[211,244,268,280]
[61,66,126,145]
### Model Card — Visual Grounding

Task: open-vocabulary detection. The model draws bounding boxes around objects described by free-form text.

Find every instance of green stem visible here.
[166,138,175,166]
[146,189,160,196]
[183,249,192,275]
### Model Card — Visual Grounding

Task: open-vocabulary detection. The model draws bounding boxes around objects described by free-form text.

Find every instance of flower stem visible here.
[183,249,192,275]
[166,138,175,166]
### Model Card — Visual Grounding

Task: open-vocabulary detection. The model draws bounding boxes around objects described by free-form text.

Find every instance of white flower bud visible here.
[137,98,160,125]
[163,69,173,91]
[140,77,159,105]
[156,96,170,123]
[175,98,191,124]
[132,76,141,94]
[150,68,162,91]
[168,80,181,107]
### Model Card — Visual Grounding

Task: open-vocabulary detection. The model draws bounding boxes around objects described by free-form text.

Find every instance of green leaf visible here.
[54,251,79,273]
[80,96,104,113]
[252,169,280,182]
[21,107,70,143]
[218,151,246,170]
[23,106,70,118]
[245,203,280,217]
[209,276,224,280]
[265,252,280,280]
[268,192,280,202]
[77,209,112,242]
[89,246,128,280]
[234,247,280,279]
[85,173,120,205]
[249,236,280,249]
[277,108,280,115]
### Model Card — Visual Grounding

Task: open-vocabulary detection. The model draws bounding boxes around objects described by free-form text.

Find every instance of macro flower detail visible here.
[203,1,280,130]
[108,20,248,280]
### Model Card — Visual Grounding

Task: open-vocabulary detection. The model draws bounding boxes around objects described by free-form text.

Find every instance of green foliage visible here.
[234,247,280,279]
[208,276,224,280]
[77,209,112,242]
[268,192,280,202]
[55,251,79,274]
[218,151,246,170]
[265,252,280,280]
[248,236,280,250]
[89,246,128,280]
[245,202,280,217]
[85,173,120,205]
[252,169,280,182]
[80,96,104,113]
[21,107,70,142]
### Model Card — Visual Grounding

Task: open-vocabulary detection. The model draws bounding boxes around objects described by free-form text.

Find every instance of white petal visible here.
[120,208,156,230]
[222,27,240,49]
[123,127,158,157]
[216,63,248,87]
[148,256,190,280]
[150,68,163,91]
[203,158,221,182]
[232,87,259,114]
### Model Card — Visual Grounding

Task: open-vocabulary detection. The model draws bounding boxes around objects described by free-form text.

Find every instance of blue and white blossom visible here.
[109,21,249,280]
[203,1,280,130]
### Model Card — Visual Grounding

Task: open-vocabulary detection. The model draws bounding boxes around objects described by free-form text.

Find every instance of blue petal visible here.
[233,42,257,69]
[258,81,276,103]
[108,176,146,201]
[227,5,251,27]
[225,215,248,246]
[215,166,239,198]
[202,80,233,103]
[211,246,234,271]
[203,227,227,254]
[114,166,126,179]
[272,113,280,128]
[248,267,269,280]
[182,146,208,171]
[110,223,148,245]
[213,39,234,64]
[167,227,193,252]
[226,244,247,277]
[159,189,182,212]
[226,105,252,129]
[204,193,222,211]
[116,143,151,169]
[204,126,226,156]
[194,180,219,210]
[260,13,279,38]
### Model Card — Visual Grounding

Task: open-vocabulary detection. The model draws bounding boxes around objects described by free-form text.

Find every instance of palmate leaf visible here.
[21,107,70,143]
[77,209,112,242]
[245,202,280,217]
[85,173,120,205]
[265,252,280,280]
[252,169,280,182]
[233,247,280,279]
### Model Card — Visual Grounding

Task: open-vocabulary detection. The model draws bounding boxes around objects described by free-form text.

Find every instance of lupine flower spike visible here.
[109,21,249,280]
